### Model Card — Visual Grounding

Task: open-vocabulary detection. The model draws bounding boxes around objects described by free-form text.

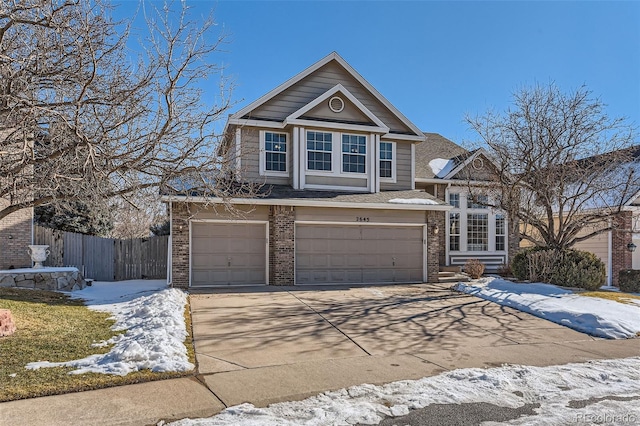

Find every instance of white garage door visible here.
[296,224,424,285]
[191,222,267,287]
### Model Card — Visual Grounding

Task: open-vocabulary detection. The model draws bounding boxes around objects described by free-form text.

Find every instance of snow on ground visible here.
[388,198,439,205]
[168,357,640,426]
[26,280,194,376]
[454,277,640,339]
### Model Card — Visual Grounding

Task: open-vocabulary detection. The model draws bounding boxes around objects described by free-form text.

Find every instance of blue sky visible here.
[116,1,640,146]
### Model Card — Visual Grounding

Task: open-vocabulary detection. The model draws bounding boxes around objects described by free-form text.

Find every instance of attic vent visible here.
[472,157,484,170]
[328,96,344,113]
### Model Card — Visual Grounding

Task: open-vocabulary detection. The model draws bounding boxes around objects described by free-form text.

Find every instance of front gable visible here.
[230,53,423,139]
[285,84,389,132]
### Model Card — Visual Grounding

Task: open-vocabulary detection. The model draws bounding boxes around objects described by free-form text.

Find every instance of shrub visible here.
[497,263,512,277]
[619,270,640,293]
[510,247,605,290]
[511,247,546,281]
[464,259,485,279]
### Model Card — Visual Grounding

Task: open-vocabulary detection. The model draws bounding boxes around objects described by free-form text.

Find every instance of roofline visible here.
[228,52,424,138]
[415,177,497,186]
[160,195,452,211]
[442,148,490,179]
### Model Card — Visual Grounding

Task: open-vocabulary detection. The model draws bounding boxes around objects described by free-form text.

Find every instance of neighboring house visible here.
[0,203,33,270]
[163,52,514,288]
[543,147,640,287]
[414,134,519,271]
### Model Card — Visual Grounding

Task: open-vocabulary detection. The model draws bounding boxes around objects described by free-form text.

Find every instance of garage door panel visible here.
[296,224,424,285]
[191,222,266,287]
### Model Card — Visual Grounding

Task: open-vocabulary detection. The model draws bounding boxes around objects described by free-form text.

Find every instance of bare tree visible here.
[466,83,638,249]
[0,0,252,222]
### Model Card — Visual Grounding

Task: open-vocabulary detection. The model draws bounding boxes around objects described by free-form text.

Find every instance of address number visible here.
[356,217,370,222]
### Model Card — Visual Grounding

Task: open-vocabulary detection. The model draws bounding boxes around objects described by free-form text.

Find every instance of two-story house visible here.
[164,53,517,289]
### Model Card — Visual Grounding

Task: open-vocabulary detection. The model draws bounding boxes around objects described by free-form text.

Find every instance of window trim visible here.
[446,189,507,254]
[259,130,289,177]
[304,129,368,179]
[379,141,396,183]
[341,134,367,174]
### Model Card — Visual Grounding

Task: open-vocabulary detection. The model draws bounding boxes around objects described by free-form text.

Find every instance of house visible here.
[538,146,640,286]
[163,52,515,288]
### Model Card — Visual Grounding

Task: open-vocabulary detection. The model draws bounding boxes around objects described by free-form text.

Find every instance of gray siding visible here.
[306,175,368,188]
[380,141,412,191]
[296,207,425,223]
[248,61,413,134]
[239,128,292,186]
[303,95,372,123]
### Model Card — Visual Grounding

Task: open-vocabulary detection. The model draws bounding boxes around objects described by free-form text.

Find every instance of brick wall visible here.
[269,205,295,285]
[0,200,33,269]
[611,211,633,287]
[170,202,190,289]
[426,211,444,283]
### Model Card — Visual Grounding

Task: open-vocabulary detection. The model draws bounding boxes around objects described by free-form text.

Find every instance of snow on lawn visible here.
[455,277,640,339]
[168,356,640,426]
[26,280,194,376]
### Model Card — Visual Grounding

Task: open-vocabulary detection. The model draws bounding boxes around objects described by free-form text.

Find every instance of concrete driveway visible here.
[190,283,640,408]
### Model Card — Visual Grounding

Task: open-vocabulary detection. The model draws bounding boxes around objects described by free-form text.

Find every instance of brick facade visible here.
[269,205,295,285]
[170,202,190,289]
[611,211,633,287]
[426,211,444,283]
[0,200,33,269]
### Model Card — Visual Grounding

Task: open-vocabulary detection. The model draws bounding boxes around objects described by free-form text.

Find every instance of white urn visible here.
[27,245,50,269]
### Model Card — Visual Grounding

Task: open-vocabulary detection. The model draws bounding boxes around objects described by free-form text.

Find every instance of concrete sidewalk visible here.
[1,283,639,425]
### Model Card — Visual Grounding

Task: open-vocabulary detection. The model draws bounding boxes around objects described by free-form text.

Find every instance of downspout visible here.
[167,201,173,287]
[607,219,613,286]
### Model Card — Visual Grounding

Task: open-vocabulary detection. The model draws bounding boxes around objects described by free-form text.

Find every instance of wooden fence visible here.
[34,226,168,281]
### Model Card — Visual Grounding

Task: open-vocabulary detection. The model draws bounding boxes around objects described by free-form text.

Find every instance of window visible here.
[379,142,393,178]
[467,213,488,251]
[307,131,332,171]
[449,213,460,251]
[467,194,488,209]
[264,132,287,172]
[496,214,506,251]
[449,193,460,208]
[342,134,366,173]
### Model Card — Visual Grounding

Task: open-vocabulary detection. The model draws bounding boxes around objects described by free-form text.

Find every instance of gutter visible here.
[160,194,452,212]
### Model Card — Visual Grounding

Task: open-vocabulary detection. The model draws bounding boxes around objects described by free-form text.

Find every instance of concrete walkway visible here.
[1,283,639,425]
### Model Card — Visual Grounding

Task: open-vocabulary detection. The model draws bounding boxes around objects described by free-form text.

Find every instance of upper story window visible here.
[260,131,289,176]
[264,132,287,172]
[307,131,332,171]
[467,194,488,209]
[449,193,460,208]
[342,134,366,174]
[379,142,394,179]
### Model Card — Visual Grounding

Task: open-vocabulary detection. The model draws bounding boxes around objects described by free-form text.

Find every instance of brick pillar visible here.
[269,205,295,285]
[611,211,633,287]
[426,211,444,283]
[170,203,190,289]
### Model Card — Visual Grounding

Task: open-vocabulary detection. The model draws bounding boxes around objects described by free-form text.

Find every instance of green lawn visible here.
[0,288,194,402]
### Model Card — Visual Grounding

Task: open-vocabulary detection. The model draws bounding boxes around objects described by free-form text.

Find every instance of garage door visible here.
[191,222,266,287]
[296,224,424,285]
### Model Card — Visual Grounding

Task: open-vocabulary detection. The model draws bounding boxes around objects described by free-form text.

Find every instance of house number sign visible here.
[356,217,370,222]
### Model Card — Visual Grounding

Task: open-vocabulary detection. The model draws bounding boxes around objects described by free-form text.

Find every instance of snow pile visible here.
[455,277,640,339]
[388,198,439,205]
[428,158,455,178]
[26,280,194,376]
[169,357,640,425]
